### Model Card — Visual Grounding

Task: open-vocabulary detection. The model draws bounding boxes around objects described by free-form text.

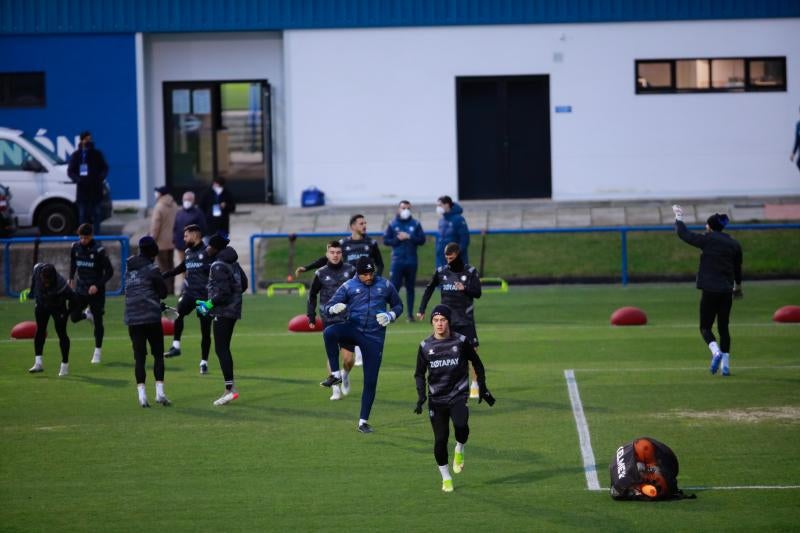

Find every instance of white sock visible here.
[438,464,452,481]
[455,442,465,453]
[333,370,341,378]
[200,360,207,367]
[359,418,368,426]
[721,353,730,367]
[173,340,181,349]
[155,382,165,397]
[471,380,478,388]
[708,341,721,355]
[137,384,146,400]
[34,355,43,366]
[60,362,69,369]
[341,369,349,379]
[93,347,102,356]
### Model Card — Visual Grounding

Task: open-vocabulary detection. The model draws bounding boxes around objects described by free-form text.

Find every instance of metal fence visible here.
[1,235,130,297]
[249,223,800,293]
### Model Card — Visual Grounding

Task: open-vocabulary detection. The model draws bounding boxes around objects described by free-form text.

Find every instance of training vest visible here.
[315,262,356,325]
[71,240,112,294]
[182,243,212,298]
[340,236,377,266]
[418,333,471,406]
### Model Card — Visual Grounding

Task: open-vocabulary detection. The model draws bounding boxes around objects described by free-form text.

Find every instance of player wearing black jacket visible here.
[417,242,483,398]
[673,206,743,376]
[306,240,357,400]
[22,263,78,376]
[414,305,495,493]
[161,224,213,374]
[195,233,249,406]
[295,214,385,276]
[124,237,169,407]
[69,223,114,364]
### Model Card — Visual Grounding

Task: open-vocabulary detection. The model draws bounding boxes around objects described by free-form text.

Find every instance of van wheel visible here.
[37,203,76,235]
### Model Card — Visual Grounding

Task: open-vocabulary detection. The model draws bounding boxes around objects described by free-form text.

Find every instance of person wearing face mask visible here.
[172,191,207,296]
[383,200,426,321]
[435,195,469,268]
[673,205,743,376]
[149,186,179,294]
[20,263,79,376]
[200,177,236,234]
[67,131,109,234]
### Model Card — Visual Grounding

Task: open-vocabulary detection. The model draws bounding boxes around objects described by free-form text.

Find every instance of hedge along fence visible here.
[250,224,800,292]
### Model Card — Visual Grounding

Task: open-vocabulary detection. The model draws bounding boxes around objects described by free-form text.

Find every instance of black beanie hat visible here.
[138,236,159,258]
[209,231,230,251]
[430,304,452,323]
[356,256,375,275]
[706,213,729,232]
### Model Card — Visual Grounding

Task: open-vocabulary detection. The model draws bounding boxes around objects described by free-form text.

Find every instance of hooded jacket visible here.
[383,215,426,264]
[207,246,248,320]
[30,263,76,310]
[124,254,167,326]
[323,275,403,339]
[436,203,470,268]
[676,220,743,293]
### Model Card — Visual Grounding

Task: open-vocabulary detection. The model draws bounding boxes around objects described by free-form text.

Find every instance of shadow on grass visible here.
[71,375,129,388]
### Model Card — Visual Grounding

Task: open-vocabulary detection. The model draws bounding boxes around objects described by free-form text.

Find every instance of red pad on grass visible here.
[288,314,323,332]
[610,306,647,326]
[773,305,800,323]
[161,317,175,335]
[11,320,40,339]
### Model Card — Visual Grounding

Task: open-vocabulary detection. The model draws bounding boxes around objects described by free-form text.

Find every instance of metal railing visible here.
[1,235,130,297]
[249,223,800,292]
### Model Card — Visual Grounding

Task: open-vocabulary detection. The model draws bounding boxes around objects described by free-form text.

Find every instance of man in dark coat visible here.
[199,177,236,234]
[67,131,108,234]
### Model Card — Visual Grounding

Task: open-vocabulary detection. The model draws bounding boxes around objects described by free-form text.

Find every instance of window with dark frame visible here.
[635,57,786,94]
[0,72,46,107]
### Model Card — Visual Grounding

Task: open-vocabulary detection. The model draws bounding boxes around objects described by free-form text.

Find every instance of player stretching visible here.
[414,304,495,492]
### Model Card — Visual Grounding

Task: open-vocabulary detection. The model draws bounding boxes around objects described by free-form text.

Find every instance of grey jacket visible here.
[124,254,167,326]
[207,247,248,320]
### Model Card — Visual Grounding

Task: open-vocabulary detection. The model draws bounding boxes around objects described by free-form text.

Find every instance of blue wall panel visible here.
[0,34,139,201]
[1,0,798,34]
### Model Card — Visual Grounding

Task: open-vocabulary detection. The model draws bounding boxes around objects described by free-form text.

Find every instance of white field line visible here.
[564,369,601,491]
[684,485,800,491]
[572,365,800,373]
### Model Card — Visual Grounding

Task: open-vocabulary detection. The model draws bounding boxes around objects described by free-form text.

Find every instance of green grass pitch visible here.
[1,282,798,531]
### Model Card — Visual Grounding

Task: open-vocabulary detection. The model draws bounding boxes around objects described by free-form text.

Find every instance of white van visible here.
[0,127,111,235]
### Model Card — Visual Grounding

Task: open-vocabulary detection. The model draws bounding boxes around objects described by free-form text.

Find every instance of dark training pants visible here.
[174,295,212,361]
[35,306,70,363]
[323,322,385,421]
[429,400,470,467]
[129,322,165,384]
[390,262,417,315]
[72,292,106,348]
[699,290,733,353]
[213,317,237,389]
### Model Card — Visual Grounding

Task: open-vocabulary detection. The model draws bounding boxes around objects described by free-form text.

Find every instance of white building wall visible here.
[143,32,286,205]
[284,19,800,206]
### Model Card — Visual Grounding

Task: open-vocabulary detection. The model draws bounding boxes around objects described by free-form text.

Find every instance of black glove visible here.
[160,302,167,311]
[478,382,496,406]
[414,396,426,414]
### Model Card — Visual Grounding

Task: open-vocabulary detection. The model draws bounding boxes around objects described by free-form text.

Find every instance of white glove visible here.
[329,303,347,315]
[672,204,683,221]
[376,311,396,327]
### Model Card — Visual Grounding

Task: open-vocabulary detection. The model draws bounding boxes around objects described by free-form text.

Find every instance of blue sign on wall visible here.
[0,34,140,201]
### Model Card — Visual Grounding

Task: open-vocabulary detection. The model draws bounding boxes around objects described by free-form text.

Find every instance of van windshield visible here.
[20,133,67,165]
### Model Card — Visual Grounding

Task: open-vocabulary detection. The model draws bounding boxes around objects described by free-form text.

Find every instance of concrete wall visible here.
[143,32,286,205]
[284,19,800,206]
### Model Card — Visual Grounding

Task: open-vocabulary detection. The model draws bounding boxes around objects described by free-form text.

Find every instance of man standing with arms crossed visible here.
[383,200,426,322]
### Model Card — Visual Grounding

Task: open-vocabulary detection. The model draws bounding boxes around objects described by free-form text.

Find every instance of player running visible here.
[306,240,357,400]
[69,223,114,364]
[161,224,213,374]
[673,205,743,376]
[417,242,483,398]
[21,263,78,376]
[414,304,495,492]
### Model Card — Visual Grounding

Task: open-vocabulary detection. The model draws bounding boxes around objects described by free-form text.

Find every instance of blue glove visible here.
[195,299,213,316]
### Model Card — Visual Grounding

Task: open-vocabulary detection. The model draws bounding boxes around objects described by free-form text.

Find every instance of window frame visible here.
[635,57,786,95]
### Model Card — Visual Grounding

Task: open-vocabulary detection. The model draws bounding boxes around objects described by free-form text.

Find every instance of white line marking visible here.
[571,365,800,373]
[685,485,800,491]
[564,369,601,491]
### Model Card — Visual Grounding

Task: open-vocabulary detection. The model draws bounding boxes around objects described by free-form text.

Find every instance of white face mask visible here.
[399,208,411,220]
[436,205,445,215]
[182,200,193,210]
[212,185,223,195]
[154,192,160,201]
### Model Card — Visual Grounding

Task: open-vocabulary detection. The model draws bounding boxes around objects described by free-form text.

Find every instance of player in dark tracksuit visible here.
[673,206,743,376]
[22,263,78,376]
[124,236,169,407]
[321,256,402,433]
[383,201,426,321]
[296,214,385,276]
[306,240,357,401]
[417,242,483,398]
[161,224,213,374]
[414,304,495,493]
[195,233,248,406]
[69,223,114,364]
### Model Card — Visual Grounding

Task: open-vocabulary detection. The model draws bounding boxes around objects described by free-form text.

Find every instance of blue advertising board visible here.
[0,34,140,201]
